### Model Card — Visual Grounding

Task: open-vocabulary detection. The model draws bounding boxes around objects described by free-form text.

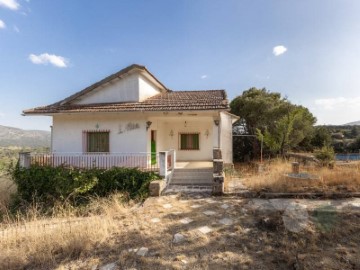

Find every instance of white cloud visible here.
[201,75,208,79]
[0,19,5,29]
[28,53,69,68]
[0,0,20,10]
[314,97,360,110]
[311,96,360,125]
[273,45,287,56]
[0,112,5,118]
[13,25,19,32]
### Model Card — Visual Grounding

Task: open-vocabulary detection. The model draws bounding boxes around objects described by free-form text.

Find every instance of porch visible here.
[20,152,216,188]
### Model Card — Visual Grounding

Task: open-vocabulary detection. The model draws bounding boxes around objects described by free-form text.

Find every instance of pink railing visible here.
[30,152,159,171]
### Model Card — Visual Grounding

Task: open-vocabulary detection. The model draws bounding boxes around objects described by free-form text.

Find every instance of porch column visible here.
[159,151,168,177]
[213,118,220,148]
[170,149,176,170]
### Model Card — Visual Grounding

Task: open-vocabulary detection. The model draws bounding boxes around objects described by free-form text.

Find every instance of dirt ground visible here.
[2,193,357,270]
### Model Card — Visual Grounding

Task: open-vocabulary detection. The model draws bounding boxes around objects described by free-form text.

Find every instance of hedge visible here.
[11,164,161,206]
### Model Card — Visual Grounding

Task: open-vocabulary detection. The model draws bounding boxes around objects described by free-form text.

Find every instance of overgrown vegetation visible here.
[10,164,160,212]
[229,87,360,162]
[230,88,317,161]
[0,146,49,172]
[314,146,335,166]
[321,125,360,153]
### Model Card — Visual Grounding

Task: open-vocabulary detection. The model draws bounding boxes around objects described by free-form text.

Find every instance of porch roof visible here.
[23,90,229,115]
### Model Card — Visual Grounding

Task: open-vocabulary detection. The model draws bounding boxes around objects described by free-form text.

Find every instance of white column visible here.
[159,151,168,177]
[19,152,31,168]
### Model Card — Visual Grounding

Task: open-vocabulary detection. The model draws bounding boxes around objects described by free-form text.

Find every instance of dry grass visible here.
[0,189,359,269]
[0,193,132,269]
[235,159,360,193]
[0,215,115,269]
[0,175,16,213]
[1,168,359,269]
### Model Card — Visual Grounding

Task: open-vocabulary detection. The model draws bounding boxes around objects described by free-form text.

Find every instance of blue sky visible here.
[1,0,360,130]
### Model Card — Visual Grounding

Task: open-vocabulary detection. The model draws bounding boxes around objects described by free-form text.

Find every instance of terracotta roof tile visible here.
[23,90,229,114]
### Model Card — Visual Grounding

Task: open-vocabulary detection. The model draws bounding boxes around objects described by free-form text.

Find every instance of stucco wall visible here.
[52,114,147,153]
[148,117,214,161]
[73,72,161,105]
[75,73,139,104]
[138,75,161,101]
[52,113,220,162]
[220,112,233,164]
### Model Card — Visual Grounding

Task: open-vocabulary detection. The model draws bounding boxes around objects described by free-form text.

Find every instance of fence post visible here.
[291,162,300,174]
[159,151,168,177]
[19,152,31,168]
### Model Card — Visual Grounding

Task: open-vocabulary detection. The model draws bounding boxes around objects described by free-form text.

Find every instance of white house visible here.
[23,64,238,174]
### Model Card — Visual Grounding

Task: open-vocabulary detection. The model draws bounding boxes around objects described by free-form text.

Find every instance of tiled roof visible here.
[23,90,229,114]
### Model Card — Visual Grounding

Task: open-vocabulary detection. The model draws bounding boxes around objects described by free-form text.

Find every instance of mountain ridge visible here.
[345,120,360,125]
[0,125,50,148]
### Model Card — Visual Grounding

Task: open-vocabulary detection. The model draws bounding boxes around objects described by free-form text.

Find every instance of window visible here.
[179,133,200,150]
[84,131,110,153]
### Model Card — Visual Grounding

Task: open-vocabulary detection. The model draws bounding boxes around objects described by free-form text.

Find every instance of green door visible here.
[151,130,157,165]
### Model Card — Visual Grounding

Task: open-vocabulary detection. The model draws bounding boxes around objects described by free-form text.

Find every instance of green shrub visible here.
[11,164,161,209]
[314,146,335,166]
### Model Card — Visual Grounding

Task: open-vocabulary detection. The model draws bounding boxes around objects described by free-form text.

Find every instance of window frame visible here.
[83,130,110,153]
[178,132,200,151]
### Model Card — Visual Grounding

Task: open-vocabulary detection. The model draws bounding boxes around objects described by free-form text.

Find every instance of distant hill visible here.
[345,120,360,125]
[0,125,50,148]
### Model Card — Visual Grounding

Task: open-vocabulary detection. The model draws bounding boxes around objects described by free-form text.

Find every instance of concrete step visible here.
[171,175,212,181]
[169,181,213,186]
[173,168,212,174]
[164,185,213,194]
[170,167,213,187]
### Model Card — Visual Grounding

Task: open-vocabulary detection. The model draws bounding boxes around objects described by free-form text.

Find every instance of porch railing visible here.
[159,149,176,180]
[29,152,160,171]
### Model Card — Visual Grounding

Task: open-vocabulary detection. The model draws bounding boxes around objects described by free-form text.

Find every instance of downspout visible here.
[50,125,53,153]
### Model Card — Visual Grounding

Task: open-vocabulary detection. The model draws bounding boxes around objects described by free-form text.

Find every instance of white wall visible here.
[52,112,220,162]
[220,112,233,164]
[52,114,147,153]
[139,75,161,101]
[75,73,139,104]
[148,117,214,161]
[73,73,161,105]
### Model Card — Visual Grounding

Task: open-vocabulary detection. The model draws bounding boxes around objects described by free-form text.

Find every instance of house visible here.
[23,64,239,181]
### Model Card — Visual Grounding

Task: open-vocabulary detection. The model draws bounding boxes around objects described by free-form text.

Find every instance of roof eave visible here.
[23,107,229,115]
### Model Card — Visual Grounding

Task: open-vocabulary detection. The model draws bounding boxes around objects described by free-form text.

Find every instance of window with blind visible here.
[86,131,110,153]
[179,133,200,150]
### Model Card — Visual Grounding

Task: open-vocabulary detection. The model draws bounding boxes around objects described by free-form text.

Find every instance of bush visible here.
[11,164,161,209]
[314,146,335,166]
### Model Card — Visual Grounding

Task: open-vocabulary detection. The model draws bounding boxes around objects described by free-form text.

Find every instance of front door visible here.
[151,130,157,165]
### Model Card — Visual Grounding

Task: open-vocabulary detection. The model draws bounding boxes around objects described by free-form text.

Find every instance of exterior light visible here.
[214,120,220,126]
[146,121,152,130]
[169,130,174,137]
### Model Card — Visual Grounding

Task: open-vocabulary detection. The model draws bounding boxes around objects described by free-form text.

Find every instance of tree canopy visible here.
[230,87,317,156]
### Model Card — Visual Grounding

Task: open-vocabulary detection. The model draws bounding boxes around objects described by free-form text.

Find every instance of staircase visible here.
[165,167,213,193]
